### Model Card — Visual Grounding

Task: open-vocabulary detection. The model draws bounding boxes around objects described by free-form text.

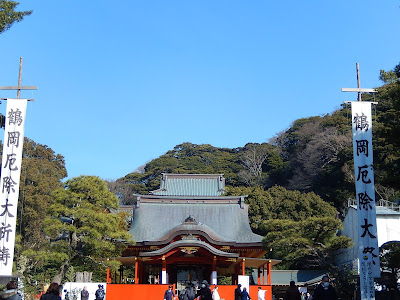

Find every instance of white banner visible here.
[0,99,27,276]
[351,101,380,299]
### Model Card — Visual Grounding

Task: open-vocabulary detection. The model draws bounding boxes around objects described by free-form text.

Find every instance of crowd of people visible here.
[166,275,337,300]
[173,281,260,300]
[282,276,337,300]
[0,281,107,300]
[0,274,338,300]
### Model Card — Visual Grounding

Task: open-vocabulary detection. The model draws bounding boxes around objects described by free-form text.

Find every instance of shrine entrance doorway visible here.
[174,265,212,290]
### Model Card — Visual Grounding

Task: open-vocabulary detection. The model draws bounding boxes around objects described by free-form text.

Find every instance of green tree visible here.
[379,70,398,84]
[380,242,400,290]
[372,81,400,190]
[379,62,400,84]
[118,142,243,195]
[269,113,354,208]
[18,138,68,246]
[0,0,32,34]
[42,176,134,283]
[260,217,352,269]
[226,185,351,269]
[226,185,338,232]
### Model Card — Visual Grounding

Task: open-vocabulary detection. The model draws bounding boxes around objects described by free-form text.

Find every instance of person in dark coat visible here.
[40,283,61,300]
[312,276,337,300]
[80,286,89,300]
[234,284,242,300]
[241,287,251,300]
[197,280,212,300]
[0,281,22,300]
[164,285,175,300]
[185,282,196,300]
[284,281,301,300]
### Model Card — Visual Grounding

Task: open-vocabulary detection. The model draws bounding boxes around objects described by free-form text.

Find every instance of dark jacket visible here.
[81,290,89,300]
[241,290,251,300]
[284,286,301,300]
[234,287,242,300]
[313,283,337,300]
[0,289,22,300]
[40,294,61,300]
[164,289,175,300]
[198,287,212,300]
[235,287,242,300]
[186,287,196,300]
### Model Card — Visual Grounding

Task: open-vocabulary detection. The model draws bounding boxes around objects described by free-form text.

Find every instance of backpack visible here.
[186,287,195,300]
[179,289,189,300]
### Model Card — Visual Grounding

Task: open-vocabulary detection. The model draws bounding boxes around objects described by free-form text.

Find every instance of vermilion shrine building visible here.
[107,174,279,300]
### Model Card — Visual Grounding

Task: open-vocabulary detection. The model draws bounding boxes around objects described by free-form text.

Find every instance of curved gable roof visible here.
[154,217,231,244]
[129,201,263,244]
[139,239,239,258]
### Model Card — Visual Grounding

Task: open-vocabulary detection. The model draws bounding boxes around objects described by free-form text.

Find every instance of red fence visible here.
[105,284,272,300]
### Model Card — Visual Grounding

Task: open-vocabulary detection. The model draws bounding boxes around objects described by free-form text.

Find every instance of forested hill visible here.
[111,63,400,212]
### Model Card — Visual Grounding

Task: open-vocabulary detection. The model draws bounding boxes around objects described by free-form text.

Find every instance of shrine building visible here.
[107,174,279,300]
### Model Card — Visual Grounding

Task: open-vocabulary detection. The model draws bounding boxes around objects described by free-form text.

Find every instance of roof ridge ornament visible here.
[183,215,199,224]
[181,233,200,241]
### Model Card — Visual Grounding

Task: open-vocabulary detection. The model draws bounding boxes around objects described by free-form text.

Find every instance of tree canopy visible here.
[0,0,32,34]
[226,185,352,269]
[261,217,352,269]
[380,242,400,290]
[18,138,68,246]
[42,176,134,283]
[226,185,337,231]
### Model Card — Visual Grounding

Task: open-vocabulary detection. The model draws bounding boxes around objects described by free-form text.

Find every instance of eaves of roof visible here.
[139,239,239,258]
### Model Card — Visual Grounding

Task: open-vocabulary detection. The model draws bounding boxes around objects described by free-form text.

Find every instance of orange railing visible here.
[105,283,272,300]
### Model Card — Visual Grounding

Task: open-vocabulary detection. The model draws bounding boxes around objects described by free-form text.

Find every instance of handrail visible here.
[347,198,400,212]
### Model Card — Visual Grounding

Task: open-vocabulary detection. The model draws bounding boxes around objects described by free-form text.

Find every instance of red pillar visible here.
[107,266,111,283]
[135,258,139,284]
[267,261,271,286]
[241,259,245,276]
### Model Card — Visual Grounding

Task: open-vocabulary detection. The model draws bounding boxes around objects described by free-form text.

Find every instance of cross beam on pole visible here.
[341,63,377,101]
[0,57,37,101]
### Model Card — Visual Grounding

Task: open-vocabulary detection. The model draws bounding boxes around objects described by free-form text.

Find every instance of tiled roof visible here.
[129,201,263,244]
[131,173,261,245]
[150,174,225,196]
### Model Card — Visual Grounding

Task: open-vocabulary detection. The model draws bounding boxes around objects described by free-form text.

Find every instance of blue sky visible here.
[0,0,399,181]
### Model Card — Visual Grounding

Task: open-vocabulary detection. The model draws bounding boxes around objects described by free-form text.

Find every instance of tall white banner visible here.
[351,101,380,300]
[0,99,27,276]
